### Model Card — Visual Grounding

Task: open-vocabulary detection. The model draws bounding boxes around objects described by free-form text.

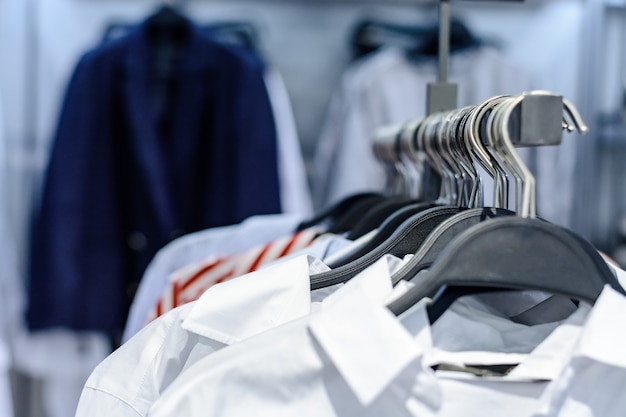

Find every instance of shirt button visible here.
[127,231,147,251]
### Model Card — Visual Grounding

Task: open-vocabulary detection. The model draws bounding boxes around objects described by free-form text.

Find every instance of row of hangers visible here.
[298,91,625,322]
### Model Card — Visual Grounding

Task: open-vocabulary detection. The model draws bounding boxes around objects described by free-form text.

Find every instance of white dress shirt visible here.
[147,257,436,417]
[76,253,409,417]
[533,286,626,417]
[146,263,625,417]
[124,213,305,342]
[148,256,626,417]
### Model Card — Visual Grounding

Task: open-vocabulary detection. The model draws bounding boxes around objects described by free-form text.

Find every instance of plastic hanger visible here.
[295,192,385,232]
[310,116,466,286]
[310,202,454,289]
[323,201,438,269]
[346,196,418,240]
[387,93,626,322]
[387,216,626,321]
[391,98,519,284]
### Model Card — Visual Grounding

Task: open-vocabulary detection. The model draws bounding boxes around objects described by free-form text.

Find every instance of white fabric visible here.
[146,257,435,417]
[123,213,304,342]
[533,286,626,417]
[146,266,626,417]
[76,255,407,417]
[264,68,313,217]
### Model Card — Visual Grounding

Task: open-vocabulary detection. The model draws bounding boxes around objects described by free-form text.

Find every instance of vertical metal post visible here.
[423,0,458,200]
[438,0,450,83]
[426,0,457,116]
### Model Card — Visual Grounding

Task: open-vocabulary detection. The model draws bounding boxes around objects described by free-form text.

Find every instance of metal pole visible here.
[438,0,450,83]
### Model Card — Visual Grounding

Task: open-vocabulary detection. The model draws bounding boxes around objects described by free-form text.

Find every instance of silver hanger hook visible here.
[425,112,457,204]
[469,95,513,208]
[492,94,536,217]
[455,106,483,208]
[437,111,466,206]
[562,97,589,134]
[445,106,478,207]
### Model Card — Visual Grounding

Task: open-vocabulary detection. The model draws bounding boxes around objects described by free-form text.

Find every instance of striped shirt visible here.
[147,228,321,322]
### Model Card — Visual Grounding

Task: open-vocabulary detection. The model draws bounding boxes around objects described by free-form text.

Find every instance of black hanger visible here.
[296,192,385,232]
[390,207,516,285]
[324,195,390,235]
[310,204,458,289]
[387,217,626,322]
[346,196,417,240]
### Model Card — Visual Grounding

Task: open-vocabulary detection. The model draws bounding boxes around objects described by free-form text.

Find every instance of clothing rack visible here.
[372,91,587,217]
[428,0,526,115]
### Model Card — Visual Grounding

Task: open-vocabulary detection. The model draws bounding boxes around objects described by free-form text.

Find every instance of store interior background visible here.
[0,0,626,414]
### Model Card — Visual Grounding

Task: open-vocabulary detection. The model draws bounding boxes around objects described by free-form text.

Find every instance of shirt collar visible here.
[181,255,323,344]
[309,257,439,407]
[180,252,399,346]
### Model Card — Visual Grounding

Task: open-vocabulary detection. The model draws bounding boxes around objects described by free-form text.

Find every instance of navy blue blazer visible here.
[27,19,282,336]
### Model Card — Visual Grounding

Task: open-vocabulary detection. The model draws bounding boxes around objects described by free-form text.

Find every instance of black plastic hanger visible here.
[324,195,389,235]
[295,192,385,232]
[391,207,516,285]
[346,196,417,240]
[310,204,458,289]
[387,217,626,322]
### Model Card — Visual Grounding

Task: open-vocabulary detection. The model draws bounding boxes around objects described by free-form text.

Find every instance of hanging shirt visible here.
[145,265,625,417]
[146,227,331,323]
[123,213,305,342]
[532,286,626,417]
[75,255,409,417]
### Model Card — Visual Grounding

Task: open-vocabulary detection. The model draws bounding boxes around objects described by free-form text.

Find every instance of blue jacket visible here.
[27,19,281,336]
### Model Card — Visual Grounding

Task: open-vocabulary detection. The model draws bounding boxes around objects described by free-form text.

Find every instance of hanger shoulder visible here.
[388,217,625,320]
[296,192,384,232]
[346,197,416,240]
[391,207,515,284]
[311,205,459,290]
[325,202,438,269]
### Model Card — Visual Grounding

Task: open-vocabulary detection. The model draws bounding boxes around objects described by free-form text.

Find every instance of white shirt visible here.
[124,213,305,342]
[147,257,434,417]
[533,286,626,417]
[76,254,408,417]
[147,268,625,417]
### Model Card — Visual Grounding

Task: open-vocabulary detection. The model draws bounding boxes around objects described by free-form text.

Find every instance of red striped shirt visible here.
[146,228,320,323]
